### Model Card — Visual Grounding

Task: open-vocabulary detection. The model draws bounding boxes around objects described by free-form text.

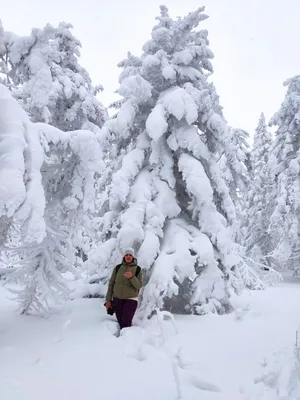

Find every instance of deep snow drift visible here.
[1,278,300,400]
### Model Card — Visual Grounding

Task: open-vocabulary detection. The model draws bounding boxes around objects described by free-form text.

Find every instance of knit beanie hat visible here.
[124,248,134,257]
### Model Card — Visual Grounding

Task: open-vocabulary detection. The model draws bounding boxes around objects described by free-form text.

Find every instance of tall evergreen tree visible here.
[89,6,262,317]
[0,20,109,313]
[245,113,275,266]
[0,80,105,314]
[269,76,300,271]
[219,126,250,243]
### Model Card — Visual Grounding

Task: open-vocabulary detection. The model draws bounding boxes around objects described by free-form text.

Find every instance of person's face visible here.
[124,254,133,264]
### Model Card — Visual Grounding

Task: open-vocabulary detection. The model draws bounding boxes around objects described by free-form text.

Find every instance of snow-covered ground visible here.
[1,279,300,400]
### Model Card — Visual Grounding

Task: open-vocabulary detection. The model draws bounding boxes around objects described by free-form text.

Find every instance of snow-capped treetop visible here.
[270,76,300,173]
[252,113,273,175]
[5,22,107,131]
[52,22,81,71]
[49,22,108,132]
[271,76,300,128]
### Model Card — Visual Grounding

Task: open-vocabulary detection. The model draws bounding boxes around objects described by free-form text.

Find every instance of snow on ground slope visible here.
[1,279,300,400]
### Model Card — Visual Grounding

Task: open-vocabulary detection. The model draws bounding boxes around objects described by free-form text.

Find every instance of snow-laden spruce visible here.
[245,113,277,266]
[0,84,105,314]
[268,76,300,272]
[0,20,107,132]
[219,126,250,243]
[89,6,262,317]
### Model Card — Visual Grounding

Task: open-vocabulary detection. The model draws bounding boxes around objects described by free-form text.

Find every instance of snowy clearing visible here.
[1,279,300,400]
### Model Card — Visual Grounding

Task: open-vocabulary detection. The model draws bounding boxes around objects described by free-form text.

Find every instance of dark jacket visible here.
[105,259,142,302]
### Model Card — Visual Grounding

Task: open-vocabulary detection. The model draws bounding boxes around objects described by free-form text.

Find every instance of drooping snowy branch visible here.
[0,85,27,222]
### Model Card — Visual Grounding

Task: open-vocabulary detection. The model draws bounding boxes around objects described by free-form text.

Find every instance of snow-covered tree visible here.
[252,114,273,176]
[219,126,250,243]
[2,21,107,131]
[0,83,105,314]
[0,20,109,310]
[0,20,13,87]
[268,76,300,271]
[89,6,262,318]
[244,113,277,266]
[0,20,8,83]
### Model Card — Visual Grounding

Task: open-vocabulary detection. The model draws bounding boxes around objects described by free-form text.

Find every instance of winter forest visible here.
[3,4,300,399]
[0,5,297,317]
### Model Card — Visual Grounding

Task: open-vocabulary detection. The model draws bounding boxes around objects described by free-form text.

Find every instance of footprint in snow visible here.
[103,319,120,337]
[53,319,71,342]
[189,375,221,393]
[123,343,147,362]
[144,331,164,348]
[235,305,251,320]
[120,327,147,361]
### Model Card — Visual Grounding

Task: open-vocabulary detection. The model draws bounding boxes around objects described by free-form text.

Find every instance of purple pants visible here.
[113,298,138,329]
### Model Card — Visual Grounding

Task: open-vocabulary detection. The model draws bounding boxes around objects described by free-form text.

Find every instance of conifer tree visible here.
[89,6,262,317]
[219,126,250,243]
[245,113,275,266]
[0,82,105,314]
[268,76,300,271]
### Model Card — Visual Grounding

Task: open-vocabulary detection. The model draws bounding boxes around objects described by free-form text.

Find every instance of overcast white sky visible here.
[2,0,300,135]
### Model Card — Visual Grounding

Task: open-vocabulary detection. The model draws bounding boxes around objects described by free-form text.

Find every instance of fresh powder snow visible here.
[1,274,300,400]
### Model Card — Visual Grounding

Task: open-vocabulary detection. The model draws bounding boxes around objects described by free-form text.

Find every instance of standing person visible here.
[105,249,142,330]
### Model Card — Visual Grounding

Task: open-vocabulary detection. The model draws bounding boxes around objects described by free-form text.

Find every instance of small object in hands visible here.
[107,307,114,316]
[104,301,114,315]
